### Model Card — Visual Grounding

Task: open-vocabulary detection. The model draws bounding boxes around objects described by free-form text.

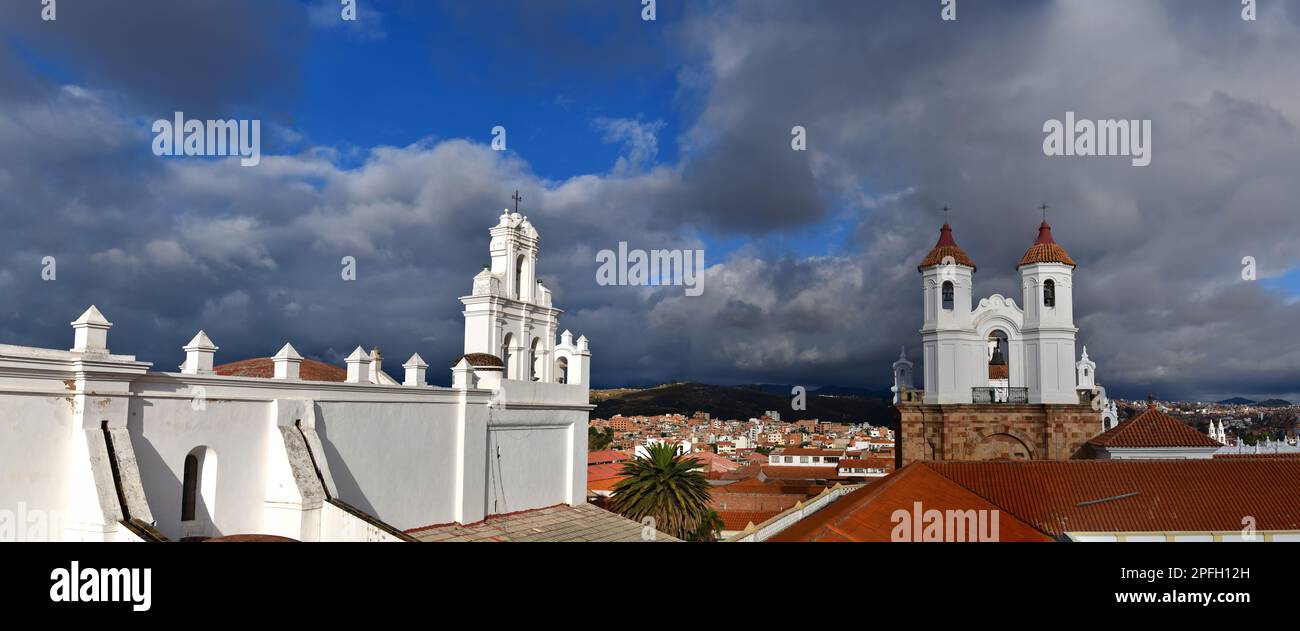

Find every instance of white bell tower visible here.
[460,204,559,382]
[891,346,914,404]
[1018,219,1079,404]
[918,223,983,404]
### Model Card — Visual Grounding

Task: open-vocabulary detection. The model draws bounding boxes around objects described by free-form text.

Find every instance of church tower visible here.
[460,207,589,385]
[1017,220,1079,404]
[918,223,983,404]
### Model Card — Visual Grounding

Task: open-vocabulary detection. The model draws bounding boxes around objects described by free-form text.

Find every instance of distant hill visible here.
[1217,397,1255,405]
[591,381,896,426]
[1257,399,1293,408]
[738,383,893,398]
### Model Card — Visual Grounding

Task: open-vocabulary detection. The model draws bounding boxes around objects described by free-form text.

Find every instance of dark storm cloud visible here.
[0,0,308,117]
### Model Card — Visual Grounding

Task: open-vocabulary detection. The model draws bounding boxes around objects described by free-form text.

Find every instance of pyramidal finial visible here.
[184,330,218,351]
[71,305,111,327]
[404,353,428,368]
[899,346,907,361]
[346,346,369,362]
[274,343,302,360]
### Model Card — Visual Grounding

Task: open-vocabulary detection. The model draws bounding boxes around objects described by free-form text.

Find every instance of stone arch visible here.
[970,427,1037,460]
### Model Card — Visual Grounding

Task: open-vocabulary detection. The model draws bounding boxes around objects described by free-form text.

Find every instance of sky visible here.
[1,0,1299,402]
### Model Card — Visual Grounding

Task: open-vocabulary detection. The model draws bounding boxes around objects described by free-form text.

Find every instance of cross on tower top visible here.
[512,190,523,213]
[1040,203,1049,221]
[942,205,951,222]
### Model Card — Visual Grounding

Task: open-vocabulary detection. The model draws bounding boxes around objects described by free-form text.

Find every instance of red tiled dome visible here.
[918,223,977,272]
[453,352,504,368]
[1018,221,1076,267]
[214,357,347,382]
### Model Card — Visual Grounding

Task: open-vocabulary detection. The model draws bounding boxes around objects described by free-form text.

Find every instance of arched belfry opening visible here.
[987,329,1010,401]
[941,281,954,310]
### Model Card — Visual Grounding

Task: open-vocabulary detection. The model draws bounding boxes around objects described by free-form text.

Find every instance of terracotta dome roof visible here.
[1018,221,1076,268]
[453,352,504,369]
[204,534,299,542]
[918,223,977,271]
[214,357,347,382]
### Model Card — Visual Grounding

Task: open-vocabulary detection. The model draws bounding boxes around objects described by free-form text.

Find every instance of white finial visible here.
[273,343,302,380]
[345,346,371,383]
[182,330,219,374]
[71,305,113,353]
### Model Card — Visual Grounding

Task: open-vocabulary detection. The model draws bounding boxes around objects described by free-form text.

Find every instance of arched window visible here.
[941,281,954,310]
[555,356,569,384]
[515,254,525,299]
[181,454,198,522]
[181,446,218,539]
[529,338,542,382]
[1043,279,1056,308]
[501,333,514,377]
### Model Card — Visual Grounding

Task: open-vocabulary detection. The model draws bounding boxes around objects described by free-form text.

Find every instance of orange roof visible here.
[717,510,782,531]
[1088,406,1222,449]
[929,459,1300,535]
[918,223,976,271]
[760,466,845,481]
[587,450,629,465]
[771,463,1051,542]
[587,476,627,493]
[776,458,1300,540]
[215,357,346,382]
[1017,221,1076,267]
[587,462,627,482]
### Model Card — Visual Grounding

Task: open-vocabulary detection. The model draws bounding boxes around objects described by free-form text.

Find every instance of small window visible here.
[1043,279,1056,308]
[942,281,954,310]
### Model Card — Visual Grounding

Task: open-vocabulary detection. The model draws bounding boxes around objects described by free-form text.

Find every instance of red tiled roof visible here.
[918,223,977,271]
[1017,221,1076,267]
[587,450,629,465]
[1088,406,1222,448]
[770,463,1051,542]
[215,357,347,382]
[717,510,782,531]
[928,459,1300,535]
[775,458,1300,541]
[760,466,845,481]
[587,462,627,482]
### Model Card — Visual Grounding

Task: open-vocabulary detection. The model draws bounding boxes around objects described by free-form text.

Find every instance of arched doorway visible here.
[181,446,218,540]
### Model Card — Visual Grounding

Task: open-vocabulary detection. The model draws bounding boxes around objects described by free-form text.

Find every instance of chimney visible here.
[369,347,383,384]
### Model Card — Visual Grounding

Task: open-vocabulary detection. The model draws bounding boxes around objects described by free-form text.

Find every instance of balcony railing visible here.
[972,387,1028,404]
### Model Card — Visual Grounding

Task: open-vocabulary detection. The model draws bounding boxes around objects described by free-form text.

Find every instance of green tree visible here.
[689,510,725,542]
[588,426,614,450]
[608,443,714,540]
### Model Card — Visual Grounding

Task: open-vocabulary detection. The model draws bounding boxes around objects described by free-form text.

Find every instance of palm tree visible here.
[607,443,714,540]
[689,510,725,542]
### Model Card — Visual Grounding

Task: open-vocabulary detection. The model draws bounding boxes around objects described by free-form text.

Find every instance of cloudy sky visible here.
[2,0,1299,401]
